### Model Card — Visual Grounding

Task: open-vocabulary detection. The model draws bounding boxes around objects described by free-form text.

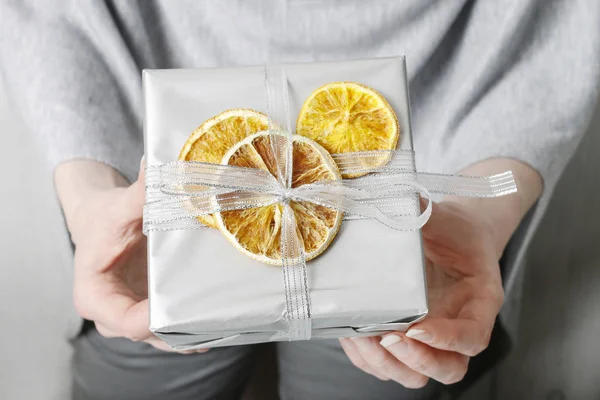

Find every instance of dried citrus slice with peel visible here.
[215,132,342,265]
[179,109,269,227]
[296,82,399,178]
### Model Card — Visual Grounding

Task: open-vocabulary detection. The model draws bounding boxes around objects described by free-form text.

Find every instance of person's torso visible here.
[92,0,545,337]
[104,0,480,173]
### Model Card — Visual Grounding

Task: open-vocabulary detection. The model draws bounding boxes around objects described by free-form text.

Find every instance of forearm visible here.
[445,158,543,258]
[55,160,128,235]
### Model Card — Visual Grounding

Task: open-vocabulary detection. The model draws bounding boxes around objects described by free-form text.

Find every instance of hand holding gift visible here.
[59,57,521,388]
[341,199,503,387]
[66,161,206,354]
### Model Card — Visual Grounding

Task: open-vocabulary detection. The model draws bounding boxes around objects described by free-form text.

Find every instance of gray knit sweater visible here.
[1,0,599,336]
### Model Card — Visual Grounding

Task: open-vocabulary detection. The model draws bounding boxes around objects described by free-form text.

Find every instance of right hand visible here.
[62,159,204,353]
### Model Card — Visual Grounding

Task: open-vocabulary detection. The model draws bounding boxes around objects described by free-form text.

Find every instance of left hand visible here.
[340,199,504,388]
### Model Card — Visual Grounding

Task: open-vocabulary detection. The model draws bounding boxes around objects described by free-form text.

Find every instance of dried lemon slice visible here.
[179,109,269,227]
[296,82,399,178]
[215,131,342,265]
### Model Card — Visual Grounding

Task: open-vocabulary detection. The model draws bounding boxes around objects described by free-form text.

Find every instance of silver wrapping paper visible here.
[143,56,428,349]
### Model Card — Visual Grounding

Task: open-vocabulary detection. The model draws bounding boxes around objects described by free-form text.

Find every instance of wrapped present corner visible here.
[142,57,516,350]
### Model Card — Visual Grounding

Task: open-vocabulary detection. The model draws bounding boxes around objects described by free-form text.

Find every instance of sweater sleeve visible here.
[0,1,143,182]
[414,0,600,194]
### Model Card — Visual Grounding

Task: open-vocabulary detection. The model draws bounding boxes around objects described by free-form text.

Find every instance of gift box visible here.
[142,56,514,350]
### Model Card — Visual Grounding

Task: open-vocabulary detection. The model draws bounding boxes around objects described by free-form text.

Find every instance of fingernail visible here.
[406,329,433,342]
[380,335,409,355]
[379,335,402,348]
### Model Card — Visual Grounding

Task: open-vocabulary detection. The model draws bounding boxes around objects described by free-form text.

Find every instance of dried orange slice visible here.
[215,132,342,265]
[296,82,399,178]
[179,109,269,227]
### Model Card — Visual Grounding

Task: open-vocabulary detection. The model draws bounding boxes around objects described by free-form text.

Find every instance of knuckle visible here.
[73,290,92,320]
[494,287,506,306]
[73,301,88,320]
[369,351,391,370]
[411,353,436,375]
[466,340,487,357]
[477,331,492,354]
[464,329,491,357]
[464,345,480,357]
[126,332,145,342]
[124,326,146,342]
[350,358,370,371]
[481,332,492,349]
[414,360,431,374]
[485,283,505,309]
[441,366,468,385]
[404,375,429,389]
[445,335,460,352]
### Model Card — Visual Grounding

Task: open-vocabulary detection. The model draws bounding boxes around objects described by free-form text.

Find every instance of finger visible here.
[194,348,210,353]
[405,316,493,357]
[144,337,191,353]
[351,337,429,388]
[95,322,118,338]
[94,324,204,355]
[96,319,200,355]
[147,337,210,354]
[339,339,389,381]
[145,338,183,353]
[110,296,150,342]
[96,323,194,354]
[380,333,469,385]
[81,283,152,342]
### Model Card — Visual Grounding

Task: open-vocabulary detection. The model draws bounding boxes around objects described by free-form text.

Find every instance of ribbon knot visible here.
[276,187,295,205]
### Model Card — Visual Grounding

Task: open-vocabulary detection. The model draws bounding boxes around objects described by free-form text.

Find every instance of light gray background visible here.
[0,76,599,399]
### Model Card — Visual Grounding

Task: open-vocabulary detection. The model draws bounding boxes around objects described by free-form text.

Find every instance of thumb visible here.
[121,156,146,221]
[98,290,151,342]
